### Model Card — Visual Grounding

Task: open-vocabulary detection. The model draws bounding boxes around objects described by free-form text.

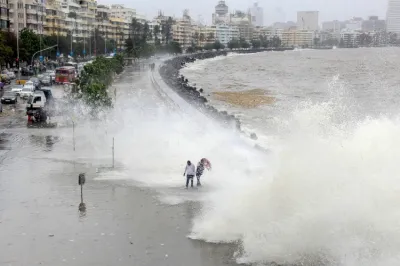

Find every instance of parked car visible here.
[1,91,18,104]
[11,84,24,95]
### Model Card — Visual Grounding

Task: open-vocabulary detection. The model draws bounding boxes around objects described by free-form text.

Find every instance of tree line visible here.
[0,28,119,68]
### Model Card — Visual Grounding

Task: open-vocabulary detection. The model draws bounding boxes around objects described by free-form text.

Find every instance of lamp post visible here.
[31,44,58,73]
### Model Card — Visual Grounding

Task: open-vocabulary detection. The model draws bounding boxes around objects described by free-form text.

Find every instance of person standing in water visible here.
[196,159,205,186]
[183,160,195,188]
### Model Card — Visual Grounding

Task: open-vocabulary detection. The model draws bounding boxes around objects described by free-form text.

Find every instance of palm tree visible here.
[199,33,205,44]
[207,32,214,42]
[153,25,160,44]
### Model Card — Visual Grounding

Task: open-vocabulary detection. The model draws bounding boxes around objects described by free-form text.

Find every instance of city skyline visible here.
[101,0,387,26]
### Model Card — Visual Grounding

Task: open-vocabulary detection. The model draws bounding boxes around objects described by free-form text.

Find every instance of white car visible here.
[46,70,55,81]
[20,82,35,99]
[5,71,15,79]
[11,85,24,95]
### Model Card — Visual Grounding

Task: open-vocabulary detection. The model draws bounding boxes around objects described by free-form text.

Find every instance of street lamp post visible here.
[31,44,57,75]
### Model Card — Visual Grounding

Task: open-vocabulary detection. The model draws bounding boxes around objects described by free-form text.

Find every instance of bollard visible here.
[78,173,85,203]
[72,121,75,151]
[112,137,115,168]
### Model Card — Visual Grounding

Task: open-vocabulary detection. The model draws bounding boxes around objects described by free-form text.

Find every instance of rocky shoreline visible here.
[158,48,294,148]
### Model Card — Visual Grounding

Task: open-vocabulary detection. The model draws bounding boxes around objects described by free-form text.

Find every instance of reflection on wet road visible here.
[0,66,237,266]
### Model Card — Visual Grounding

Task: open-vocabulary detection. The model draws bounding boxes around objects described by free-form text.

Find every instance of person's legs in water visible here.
[196,173,202,186]
[186,175,194,188]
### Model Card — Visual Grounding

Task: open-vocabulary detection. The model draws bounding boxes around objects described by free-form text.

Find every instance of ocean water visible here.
[177,48,400,265]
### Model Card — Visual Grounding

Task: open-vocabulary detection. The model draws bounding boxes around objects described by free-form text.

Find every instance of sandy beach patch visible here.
[212,89,275,108]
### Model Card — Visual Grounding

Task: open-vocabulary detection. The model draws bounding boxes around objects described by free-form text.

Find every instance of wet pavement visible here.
[0,66,238,266]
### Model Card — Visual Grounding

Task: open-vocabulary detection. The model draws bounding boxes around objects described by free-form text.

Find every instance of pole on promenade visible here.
[112,137,115,168]
[72,120,75,151]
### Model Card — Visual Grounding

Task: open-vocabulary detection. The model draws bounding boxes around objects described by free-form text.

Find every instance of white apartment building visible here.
[387,0,400,35]
[61,0,96,40]
[1,0,9,30]
[216,24,239,46]
[250,2,263,27]
[172,11,194,49]
[193,25,216,46]
[9,0,45,34]
[253,27,283,40]
[109,4,135,21]
[340,28,361,47]
[297,11,319,31]
[230,12,253,41]
[148,20,162,43]
[345,18,362,31]
[282,28,315,47]
[44,1,68,37]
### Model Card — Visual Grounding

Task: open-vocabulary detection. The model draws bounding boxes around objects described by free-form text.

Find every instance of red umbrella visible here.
[201,158,212,170]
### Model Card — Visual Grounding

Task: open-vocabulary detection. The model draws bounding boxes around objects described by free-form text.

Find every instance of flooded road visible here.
[0,66,237,266]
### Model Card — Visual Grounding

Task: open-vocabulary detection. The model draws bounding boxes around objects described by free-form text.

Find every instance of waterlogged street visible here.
[0,66,237,266]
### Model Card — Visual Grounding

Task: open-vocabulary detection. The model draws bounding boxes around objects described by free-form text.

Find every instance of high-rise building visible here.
[212,0,230,25]
[0,0,10,31]
[250,2,263,27]
[386,0,400,34]
[230,10,253,41]
[9,0,45,34]
[322,20,342,32]
[172,10,194,50]
[297,11,319,31]
[362,16,386,32]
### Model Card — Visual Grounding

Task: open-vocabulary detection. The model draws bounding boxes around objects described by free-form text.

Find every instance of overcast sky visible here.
[100,0,388,25]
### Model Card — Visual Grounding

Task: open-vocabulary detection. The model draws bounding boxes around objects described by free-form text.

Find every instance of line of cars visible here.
[1,69,17,84]
[1,70,56,108]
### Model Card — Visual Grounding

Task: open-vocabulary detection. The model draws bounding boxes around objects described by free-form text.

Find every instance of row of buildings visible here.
[0,0,147,49]
[0,0,400,53]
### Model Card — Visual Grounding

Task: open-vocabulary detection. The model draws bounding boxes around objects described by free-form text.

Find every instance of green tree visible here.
[167,41,182,54]
[199,33,205,43]
[251,39,261,48]
[271,36,282,48]
[239,38,250,48]
[313,37,320,47]
[212,40,224,50]
[153,24,161,46]
[228,39,240,49]
[193,32,199,45]
[161,17,173,44]
[207,32,215,42]
[77,55,125,109]
[19,28,41,64]
[259,35,269,48]
[0,32,13,69]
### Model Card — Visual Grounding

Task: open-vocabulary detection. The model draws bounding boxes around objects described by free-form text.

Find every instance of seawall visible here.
[158,48,294,149]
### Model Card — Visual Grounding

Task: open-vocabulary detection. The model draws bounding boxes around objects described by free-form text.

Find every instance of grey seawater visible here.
[181,48,400,146]
[0,66,237,266]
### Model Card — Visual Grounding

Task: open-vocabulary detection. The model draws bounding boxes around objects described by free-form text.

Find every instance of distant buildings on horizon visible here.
[0,0,398,55]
